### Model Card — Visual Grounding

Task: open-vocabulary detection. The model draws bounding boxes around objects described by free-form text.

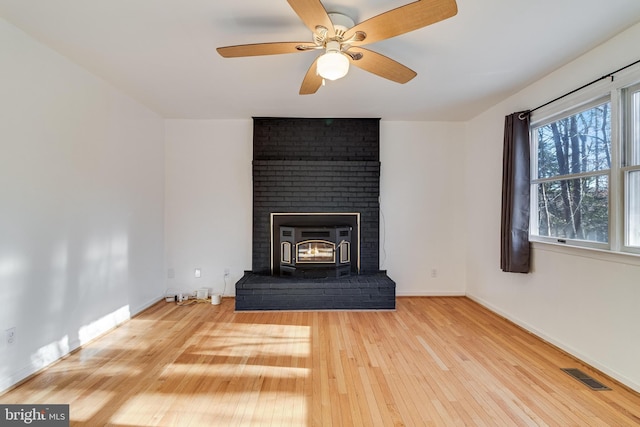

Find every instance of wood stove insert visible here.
[280,225,351,278]
[270,213,360,277]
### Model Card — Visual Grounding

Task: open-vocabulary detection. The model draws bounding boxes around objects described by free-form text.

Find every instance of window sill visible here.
[530,240,640,267]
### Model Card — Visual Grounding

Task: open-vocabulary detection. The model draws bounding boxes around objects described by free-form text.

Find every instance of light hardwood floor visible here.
[2,297,640,426]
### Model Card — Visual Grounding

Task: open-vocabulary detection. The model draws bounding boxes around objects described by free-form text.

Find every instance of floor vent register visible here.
[561,368,611,391]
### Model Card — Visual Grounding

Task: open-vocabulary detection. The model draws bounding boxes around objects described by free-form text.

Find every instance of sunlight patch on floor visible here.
[66,390,114,422]
[201,322,311,357]
[167,362,309,380]
[109,391,308,426]
[107,322,312,425]
[46,362,143,378]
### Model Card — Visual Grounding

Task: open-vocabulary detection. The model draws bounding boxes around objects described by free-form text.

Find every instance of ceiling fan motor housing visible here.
[327,12,355,38]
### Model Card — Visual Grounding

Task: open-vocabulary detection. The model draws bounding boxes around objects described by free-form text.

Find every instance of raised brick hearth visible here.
[235,271,395,311]
[237,117,395,311]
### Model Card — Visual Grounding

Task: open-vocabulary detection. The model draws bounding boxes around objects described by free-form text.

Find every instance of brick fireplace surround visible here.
[235,117,396,311]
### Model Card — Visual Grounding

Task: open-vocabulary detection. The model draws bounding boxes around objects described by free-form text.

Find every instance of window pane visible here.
[536,102,611,179]
[627,170,640,247]
[630,89,640,166]
[536,175,609,242]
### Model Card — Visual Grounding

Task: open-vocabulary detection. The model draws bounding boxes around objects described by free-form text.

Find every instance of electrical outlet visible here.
[6,327,16,346]
[431,269,438,278]
[194,268,201,278]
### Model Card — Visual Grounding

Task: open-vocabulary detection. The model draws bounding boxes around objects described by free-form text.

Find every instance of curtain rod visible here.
[528,57,640,114]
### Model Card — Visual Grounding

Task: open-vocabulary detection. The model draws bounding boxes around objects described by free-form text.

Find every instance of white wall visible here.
[381,122,467,295]
[164,120,253,297]
[464,22,640,392]
[0,18,165,392]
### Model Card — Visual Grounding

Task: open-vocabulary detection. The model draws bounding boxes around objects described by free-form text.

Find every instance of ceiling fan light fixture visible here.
[317,41,349,81]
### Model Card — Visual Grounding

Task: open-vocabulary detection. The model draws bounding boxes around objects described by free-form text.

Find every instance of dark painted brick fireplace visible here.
[235,117,395,310]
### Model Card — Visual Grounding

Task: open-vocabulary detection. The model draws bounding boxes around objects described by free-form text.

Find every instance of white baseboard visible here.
[132,295,165,316]
[396,291,465,297]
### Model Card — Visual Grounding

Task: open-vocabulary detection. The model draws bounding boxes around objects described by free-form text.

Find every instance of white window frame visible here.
[623,82,640,252]
[529,64,640,256]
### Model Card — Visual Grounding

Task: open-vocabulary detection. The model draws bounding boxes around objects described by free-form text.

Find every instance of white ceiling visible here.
[1,0,640,121]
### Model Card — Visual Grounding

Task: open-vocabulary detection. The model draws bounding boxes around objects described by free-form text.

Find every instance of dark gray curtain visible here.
[500,111,531,273]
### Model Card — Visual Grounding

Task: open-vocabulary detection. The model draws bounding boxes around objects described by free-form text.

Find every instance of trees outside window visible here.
[530,73,640,254]
[533,101,610,243]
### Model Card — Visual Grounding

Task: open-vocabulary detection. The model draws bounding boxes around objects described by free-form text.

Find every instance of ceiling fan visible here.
[216,0,458,94]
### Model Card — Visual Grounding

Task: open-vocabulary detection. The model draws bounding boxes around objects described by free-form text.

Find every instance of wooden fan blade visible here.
[287,0,334,37]
[300,57,323,95]
[348,47,417,84]
[217,42,313,58]
[345,0,457,46]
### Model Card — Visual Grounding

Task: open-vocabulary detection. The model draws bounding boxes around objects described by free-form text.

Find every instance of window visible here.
[530,68,640,254]
[624,83,640,248]
[531,100,611,247]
